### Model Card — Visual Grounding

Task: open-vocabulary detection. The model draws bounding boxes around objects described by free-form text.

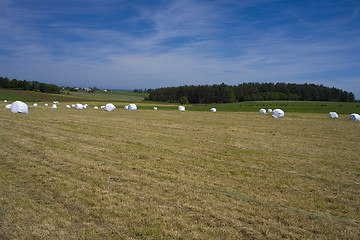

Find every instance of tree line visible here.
[133,89,152,93]
[0,77,61,94]
[147,82,355,103]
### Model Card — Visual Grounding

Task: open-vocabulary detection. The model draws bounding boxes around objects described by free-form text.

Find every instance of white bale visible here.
[51,104,57,109]
[259,108,266,114]
[178,106,185,111]
[272,109,284,118]
[329,112,338,119]
[66,105,71,109]
[5,104,12,109]
[10,101,28,114]
[53,101,56,104]
[45,103,48,107]
[84,104,88,107]
[71,104,75,108]
[33,103,38,107]
[128,104,137,110]
[153,107,158,110]
[210,108,216,112]
[4,100,7,103]
[349,113,360,121]
[75,103,83,109]
[105,103,116,111]
[268,109,272,113]
[94,106,99,109]
[101,105,105,109]
[124,105,129,110]
[83,105,87,109]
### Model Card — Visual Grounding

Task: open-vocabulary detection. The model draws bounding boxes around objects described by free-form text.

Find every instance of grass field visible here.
[1,102,359,239]
[0,89,147,103]
[140,101,360,114]
[2,89,360,114]
[65,90,148,102]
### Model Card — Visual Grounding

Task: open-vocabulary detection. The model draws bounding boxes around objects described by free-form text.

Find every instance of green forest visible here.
[148,83,355,104]
[0,77,61,94]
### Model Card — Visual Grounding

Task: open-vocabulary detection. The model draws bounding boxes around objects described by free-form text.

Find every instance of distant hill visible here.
[148,83,355,104]
[0,89,96,102]
[0,89,147,103]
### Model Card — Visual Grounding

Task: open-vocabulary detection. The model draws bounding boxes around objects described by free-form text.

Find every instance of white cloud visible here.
[1,0,360,98]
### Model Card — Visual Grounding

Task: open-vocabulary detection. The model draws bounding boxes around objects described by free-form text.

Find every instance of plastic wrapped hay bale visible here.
[71,104,75,108]
[51,104,57,109]
[259,108,266,114]
[350,113,360,121]
[178,106,185,111]
[33,103,38,107]
[66,105,71,109]
[4,100,7,103]
[94,106,99,109]
[5,104,12,109]
[10,101,28,114]
[101,106,105,109]
[272,109,284,118]
[75,103,83,109]
[128,104,137,110]
[210,108,216,112]
[268,109,272,113]
[45,103,48,107]
[124,105,129,110]
[329,112,338,119]
[105,103,116,111]
[153,107,158,110]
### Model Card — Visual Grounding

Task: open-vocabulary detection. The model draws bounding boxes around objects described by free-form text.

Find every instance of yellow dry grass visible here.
[1,103,359,239]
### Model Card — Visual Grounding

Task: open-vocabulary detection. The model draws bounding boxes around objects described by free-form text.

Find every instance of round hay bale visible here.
[210,108,216,112]
[101,106,105,109]
[44,103,48,107]
[350,113,360,121]
[267,109,272,113]
[272,109,284,118]
[10,101,28,114]
[259,108,266,114]
[94,106,99,109]
[33,103,38,107]
[124,105,129,110]
[128,104,137,110]
[153,107,158,110]
[4,100,7,103]
[178,106,185,111]
[329,112,338,119]
[105,103,116,111]
[51,104,57,109]
[75,103,83,109]
[66,105,71,109]
[5,104,12,109]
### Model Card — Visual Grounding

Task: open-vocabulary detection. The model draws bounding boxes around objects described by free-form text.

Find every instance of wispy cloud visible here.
[1,0,360,97]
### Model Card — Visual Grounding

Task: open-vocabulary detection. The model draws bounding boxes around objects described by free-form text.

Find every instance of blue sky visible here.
[1,0,360,98]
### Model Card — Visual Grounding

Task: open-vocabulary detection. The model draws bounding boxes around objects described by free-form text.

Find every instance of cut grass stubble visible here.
[0,106,359,239]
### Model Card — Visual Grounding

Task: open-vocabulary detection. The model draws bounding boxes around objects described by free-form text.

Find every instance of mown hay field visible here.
[1,103,359,239]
